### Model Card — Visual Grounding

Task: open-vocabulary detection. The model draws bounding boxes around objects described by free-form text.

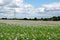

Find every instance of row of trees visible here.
[40,16,60,21]
[23,16,60,21]
[0,16,60,21]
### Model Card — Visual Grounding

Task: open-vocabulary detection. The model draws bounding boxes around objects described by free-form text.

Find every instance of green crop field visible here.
[0,20,60,40]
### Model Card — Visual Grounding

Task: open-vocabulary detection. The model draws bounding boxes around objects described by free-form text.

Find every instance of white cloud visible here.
[0,0,60,18]
[33,2,60,18]
[0,0,3,3]
[36,7,45,12]
[42,2,60,8]
[0,0,35,18]
[41,2,60,11]
[0,0,12,6]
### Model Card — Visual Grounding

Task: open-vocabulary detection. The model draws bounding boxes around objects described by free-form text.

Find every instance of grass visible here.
[0,23,60,40]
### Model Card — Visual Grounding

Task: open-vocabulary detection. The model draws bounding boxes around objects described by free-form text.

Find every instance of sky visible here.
[24,0,60,7]
[0,0,60,18]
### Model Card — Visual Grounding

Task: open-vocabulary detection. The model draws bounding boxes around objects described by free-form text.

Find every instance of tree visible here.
[43,18,48,21]
[34,17,37,20]
[23,18,28,20]
[51,16,58,21]
[2,18,7,20]
[57,16,60,21]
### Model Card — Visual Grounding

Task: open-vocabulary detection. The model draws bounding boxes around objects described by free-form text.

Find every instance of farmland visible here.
[0,20,60,40]
[0,20,60,26]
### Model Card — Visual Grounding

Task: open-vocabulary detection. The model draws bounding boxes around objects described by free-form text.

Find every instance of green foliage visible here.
[0,23,60,40]
[33,17,37,20]
[23,18,28,20]
[0,16,60,21]
[40,16,60,21]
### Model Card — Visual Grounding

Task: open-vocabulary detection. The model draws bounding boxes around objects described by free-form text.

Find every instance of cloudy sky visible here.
[0,0,60,18]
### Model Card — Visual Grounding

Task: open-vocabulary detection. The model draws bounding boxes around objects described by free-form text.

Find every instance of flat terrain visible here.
[0,20,60,26]
[0,20,60,40]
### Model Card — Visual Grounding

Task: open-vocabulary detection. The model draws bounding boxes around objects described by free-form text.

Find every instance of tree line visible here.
[40,16,60,21]
[0,16,60,21]
[23,16,60,21]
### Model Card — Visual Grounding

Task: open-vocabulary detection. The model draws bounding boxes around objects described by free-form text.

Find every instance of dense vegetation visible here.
[41,16,60,21]
[0,23,60,40]
[0,16,60,21]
